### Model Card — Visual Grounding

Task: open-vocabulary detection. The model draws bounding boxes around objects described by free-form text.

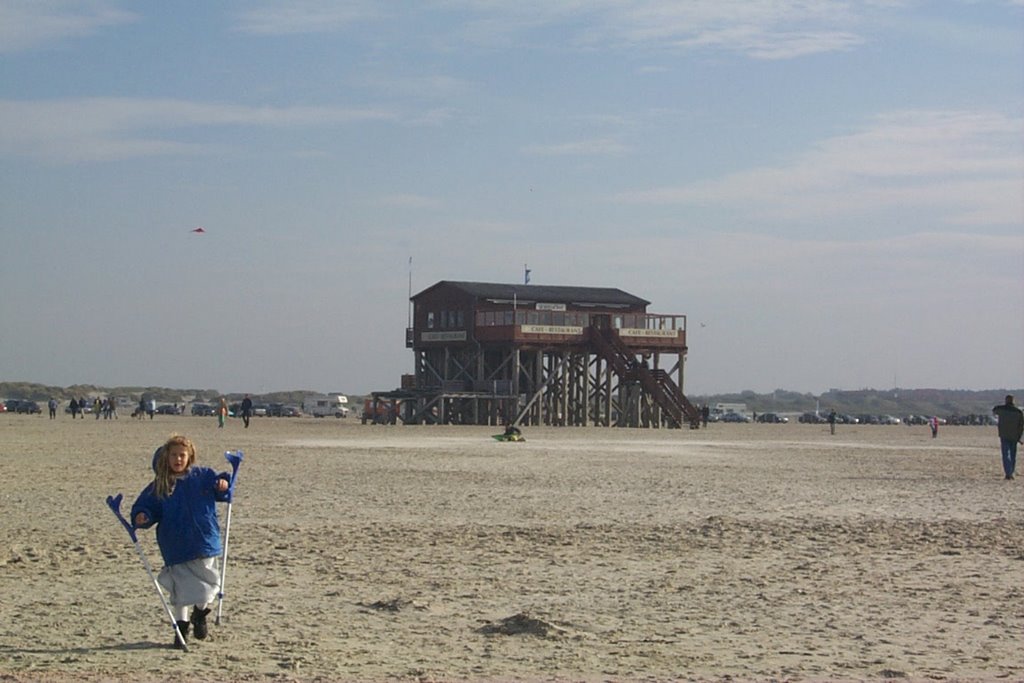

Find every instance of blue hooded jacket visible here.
[131,458,230,567]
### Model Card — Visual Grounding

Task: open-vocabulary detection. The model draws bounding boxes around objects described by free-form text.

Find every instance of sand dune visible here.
[1,414,1021,682]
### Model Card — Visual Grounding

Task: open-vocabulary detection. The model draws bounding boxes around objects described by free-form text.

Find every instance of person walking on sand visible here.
[992,395,1024,480]
[48,397,58,419]
[217,398,228,428]
[131,435,231,649]
[240,395,253,429]
[929,415,939,438]
[828,408,837,435]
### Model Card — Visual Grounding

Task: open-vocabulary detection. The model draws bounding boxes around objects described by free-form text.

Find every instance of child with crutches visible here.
[131,435,230,649]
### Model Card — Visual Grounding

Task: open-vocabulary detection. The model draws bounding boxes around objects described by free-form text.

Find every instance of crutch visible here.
[106,494,189,652]
[216,450,243,625]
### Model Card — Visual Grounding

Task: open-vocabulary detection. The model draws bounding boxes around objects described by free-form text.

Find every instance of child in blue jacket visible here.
[132,435,230,648]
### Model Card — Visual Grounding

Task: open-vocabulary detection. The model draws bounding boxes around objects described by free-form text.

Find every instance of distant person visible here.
[148,398,157,419]
[701,404,710,428]
[48,397,58,419]
[828,409,837,435]
[929,416,939,438]
[217,398,228,428]
[992,395,1024,481]
[240,395,253,429]
[69,398,80,419]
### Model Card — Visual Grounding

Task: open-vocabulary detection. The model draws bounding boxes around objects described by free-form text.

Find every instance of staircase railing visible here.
[590,326,699,428]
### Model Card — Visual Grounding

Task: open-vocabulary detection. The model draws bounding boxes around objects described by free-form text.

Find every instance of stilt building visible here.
[371,281,701,428]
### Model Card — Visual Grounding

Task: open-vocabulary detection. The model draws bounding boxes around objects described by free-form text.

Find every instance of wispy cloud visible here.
[350,73,473,100]
[0,98,399,163]
[0,0,136,53]
[671,27,863,60]
[615,109,1024,229]
[522,138,631,157]
[234,0,879,60]
[555,229,1023,307]
[1,0,965,62]
[571,1,869,58]
[231,1,385,35]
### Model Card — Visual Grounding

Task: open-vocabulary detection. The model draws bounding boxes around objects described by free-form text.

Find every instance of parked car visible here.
[155,404,181,415]
[191,403,216,416]
[721,412,751,423]
[798,412,825,424]
[24,400,42,414]
[266,403,302,417]
[755,412,788,423]
[9,399,42,414]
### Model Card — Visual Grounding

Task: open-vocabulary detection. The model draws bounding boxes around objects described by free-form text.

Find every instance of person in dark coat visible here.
[993,395,1024,480]
[240,395,253,429]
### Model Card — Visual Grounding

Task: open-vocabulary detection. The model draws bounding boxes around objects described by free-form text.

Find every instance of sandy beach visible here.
[1,414,1021,682]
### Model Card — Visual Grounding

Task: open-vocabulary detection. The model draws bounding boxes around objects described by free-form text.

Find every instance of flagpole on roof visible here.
[407,256,413,329]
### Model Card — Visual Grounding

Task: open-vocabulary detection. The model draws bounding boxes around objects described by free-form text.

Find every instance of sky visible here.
[1,0,1022,397]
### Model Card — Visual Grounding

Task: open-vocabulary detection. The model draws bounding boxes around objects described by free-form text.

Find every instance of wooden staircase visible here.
[590,326,701,428]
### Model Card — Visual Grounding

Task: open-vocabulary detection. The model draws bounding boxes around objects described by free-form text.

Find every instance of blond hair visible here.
[153,434,197,498]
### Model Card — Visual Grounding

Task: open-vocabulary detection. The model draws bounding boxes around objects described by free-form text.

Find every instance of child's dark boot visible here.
[190,607,211,640]
[174,620,190,649]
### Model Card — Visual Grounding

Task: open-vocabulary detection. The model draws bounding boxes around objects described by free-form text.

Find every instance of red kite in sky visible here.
[191,227,206,234]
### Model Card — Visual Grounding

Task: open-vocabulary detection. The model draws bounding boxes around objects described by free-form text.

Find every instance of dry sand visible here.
[1,414,1022,682]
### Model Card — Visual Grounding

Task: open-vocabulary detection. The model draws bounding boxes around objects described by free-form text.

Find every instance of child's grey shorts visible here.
[158,556,220,607]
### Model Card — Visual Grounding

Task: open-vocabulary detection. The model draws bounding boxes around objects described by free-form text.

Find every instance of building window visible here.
[427,312,435,329]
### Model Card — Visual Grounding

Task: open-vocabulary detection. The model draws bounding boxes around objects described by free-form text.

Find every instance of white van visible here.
[303,394,349,418]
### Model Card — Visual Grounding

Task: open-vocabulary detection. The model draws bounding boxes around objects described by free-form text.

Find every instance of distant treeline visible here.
[3,382,1020,419]
[690,388,1023,419]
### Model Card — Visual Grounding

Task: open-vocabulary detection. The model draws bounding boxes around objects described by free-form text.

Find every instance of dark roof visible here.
[413,281,649,308]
